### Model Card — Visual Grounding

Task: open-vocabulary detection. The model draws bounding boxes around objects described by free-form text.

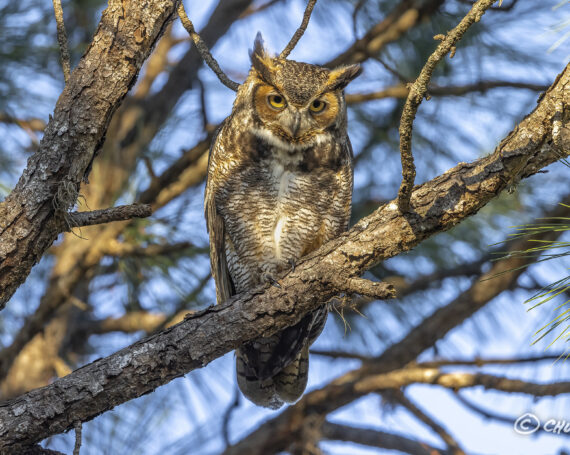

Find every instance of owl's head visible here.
[244,34,361,148]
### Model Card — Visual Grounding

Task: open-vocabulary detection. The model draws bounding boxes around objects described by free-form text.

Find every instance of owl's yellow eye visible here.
[267,94,286,110]
[309,99,326,113]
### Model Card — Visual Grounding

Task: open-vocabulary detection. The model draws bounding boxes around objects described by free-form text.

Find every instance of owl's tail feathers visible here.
[236,348,283,409]
[273,344,309,402]
[236,345,309,409]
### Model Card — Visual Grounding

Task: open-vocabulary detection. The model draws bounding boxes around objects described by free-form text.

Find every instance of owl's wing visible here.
[204,123,235,304]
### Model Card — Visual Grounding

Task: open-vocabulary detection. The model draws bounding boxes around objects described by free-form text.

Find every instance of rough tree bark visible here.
[0,62,567,452]
[0,0,179,308]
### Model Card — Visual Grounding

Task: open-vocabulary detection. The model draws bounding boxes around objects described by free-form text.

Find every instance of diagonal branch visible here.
[0,0,180,309]
[398,0,498,212]
[279,0,318,59]
[176,2,240,91]
[390,390,465,455]
[0,62,567,451]
[321,421,446,455]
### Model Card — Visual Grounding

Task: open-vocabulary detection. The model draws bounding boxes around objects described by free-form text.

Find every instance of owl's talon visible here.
[288,258,296,273]
[262,273,282,289]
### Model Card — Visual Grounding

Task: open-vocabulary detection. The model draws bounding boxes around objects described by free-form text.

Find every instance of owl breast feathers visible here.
[204,35,361,409]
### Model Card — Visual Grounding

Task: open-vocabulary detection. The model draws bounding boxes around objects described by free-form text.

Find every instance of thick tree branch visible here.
[0,62,567,450]
[0,0,179,308]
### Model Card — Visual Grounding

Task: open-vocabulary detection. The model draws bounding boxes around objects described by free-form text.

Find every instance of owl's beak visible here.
[287,112,302,138]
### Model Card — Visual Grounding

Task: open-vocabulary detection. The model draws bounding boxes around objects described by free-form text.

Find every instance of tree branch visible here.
[65,204,152,231]
[0,113,46,131]
[102,241,201,258]
[321,421,445,455]
[51,0,71,83]
[0,0,179,308]
[0,62,567,450]
[279,0,318,59]
[326,0,446,67]
[397,0,498,212]
[390,390,465,455]
[176,2,240,91]
[454,392,570,438]
[357,367,570,396]
[345,80,549,104]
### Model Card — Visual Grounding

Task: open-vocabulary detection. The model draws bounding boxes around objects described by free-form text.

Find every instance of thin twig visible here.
[351,0,367,39]
[416,353,565,368]
[279,0,318,58]
[310,349,370,361]
[390,390,466,455]
[239,0,282,19]
[396,0,498,212]
[51,0,71,83]
[65,204,152,231]
[0,112,46,131]
[222,387,240,448]
[177,2,240,91]
[454,393,570,438]
[346,80,549,104]
[73,421,82,455]
[374,55,410,83]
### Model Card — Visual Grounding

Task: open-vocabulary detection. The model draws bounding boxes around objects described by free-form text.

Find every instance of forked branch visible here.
[397,0,498,212]
[177,2,240,91]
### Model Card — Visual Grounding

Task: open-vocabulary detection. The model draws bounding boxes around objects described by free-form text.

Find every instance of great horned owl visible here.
[204,35,360,409]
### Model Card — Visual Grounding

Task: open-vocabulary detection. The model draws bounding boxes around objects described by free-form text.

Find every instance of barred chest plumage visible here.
[219,130,351,293]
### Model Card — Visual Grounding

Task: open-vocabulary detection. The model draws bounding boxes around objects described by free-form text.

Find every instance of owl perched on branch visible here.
[204,35,360,409]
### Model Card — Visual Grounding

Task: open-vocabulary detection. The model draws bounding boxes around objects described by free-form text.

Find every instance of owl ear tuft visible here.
[326,64,362,91]
[250,32,277,83]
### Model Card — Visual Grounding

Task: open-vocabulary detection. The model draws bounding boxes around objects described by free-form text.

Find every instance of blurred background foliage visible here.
[1,0,569,453]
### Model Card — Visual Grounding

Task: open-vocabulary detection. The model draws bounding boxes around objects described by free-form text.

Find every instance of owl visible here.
[204,35,361,409]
